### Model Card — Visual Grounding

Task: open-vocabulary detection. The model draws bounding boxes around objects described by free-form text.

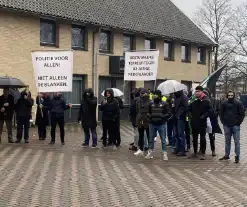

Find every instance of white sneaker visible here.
[163,152,168,161]
[134,149,144,156]
[145,151,153,159]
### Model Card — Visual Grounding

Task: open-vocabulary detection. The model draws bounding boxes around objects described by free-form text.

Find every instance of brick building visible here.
[0,0,215,121]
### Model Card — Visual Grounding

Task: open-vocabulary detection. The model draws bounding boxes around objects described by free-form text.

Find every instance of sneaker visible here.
[176,152,186,157]
[15,140,21,143]
[129,146,138,151]
[113,145,118,150]
[235,156,240,164]
[82,143,89,147]
[212,151,216,157]
[200,154,206,160]
[145,151,153,159]
[39,137,43,140]
[24,140,29,144]
[219,156,230,161]
[188,153,198,159]
[61,142,65,145]
[8,139,14,143]
[163,152,168,161]
[134,149,144,156]
[49,141,55,145]
[92,144,97,148]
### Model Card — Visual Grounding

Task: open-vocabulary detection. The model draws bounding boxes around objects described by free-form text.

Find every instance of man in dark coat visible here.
[188,86,213,160]
[99,88,120,148]
[219,91,245,163]
[35,93,50,140]
[172,90,188,156]
[49,92,72,145]
[203,88,222,156]
[0,88,15,143]
[15,90,34,143]
[78,88,98,148]
[129,89,140,151]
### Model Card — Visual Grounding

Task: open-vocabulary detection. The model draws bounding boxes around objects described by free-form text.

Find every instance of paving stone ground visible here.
[0,121,247,207]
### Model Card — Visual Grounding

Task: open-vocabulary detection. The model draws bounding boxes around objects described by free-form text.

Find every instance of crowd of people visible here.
[0,86,245,163]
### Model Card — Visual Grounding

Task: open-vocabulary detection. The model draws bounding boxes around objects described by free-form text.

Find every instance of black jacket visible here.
[210,97,221,117]
[0,94,15,120]
[78,88,97,128]
[189,95,213,130]
[173,91,188,120]
[129,92,140,127]
[49,95,70,118]
[99,89,120,121]
[136,96,150,128]
[35,96,50,126]
[15,91,34,118]
[148,100,171,125]
[220,99,245,126]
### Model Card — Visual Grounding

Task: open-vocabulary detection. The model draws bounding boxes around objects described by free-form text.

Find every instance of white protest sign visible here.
[124,50,159,81]
[31,51,73,92]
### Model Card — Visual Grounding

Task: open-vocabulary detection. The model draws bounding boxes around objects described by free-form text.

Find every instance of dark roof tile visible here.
[0,0,214,45]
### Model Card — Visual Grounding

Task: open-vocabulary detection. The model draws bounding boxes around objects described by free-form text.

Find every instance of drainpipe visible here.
[92,30,97,95]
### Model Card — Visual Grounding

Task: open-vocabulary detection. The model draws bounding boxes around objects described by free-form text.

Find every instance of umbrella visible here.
[0,76,26,88]
[101,88,123,97]
[157,80,187,95]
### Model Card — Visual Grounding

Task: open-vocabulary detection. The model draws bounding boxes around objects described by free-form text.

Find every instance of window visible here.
[123,34,134,53]
[181,44,190,62]
[40,19,56,46]
[99,30,111,53]
[72,25,85,50]
[197,47,205,64]
[164,41,173,60]
[145,39,156,49]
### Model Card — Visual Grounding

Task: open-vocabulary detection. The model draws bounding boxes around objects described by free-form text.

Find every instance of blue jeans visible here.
[149,123,167,152]
[173,119,186,153]
[223,125,240,158]
[84,127,97,145]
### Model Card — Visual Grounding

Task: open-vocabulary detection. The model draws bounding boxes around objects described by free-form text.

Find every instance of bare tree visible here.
[194,0,234,71]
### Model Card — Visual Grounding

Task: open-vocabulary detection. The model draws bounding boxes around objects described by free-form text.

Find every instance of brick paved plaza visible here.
[0,121,247,207]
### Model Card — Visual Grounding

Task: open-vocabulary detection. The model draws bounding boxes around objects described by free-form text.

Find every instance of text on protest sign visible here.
[31,51,73,92]
[124,51,159,81]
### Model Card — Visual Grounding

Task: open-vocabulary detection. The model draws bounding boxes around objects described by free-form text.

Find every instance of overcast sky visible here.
[171,0,246,18]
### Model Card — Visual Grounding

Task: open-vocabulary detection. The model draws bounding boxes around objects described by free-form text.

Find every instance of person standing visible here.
[0,88,14,143]
[129,89,140,151]
[15,90,34,143]
[35,93,50,140]
[173,90,188,156]
[145,90,171,160]
[219,91,245,163]
[114,96,124,146]
[49,92,72,145]
[78,88,98,148]
[203,88,221,156]
[166,93,175,147]
[100,88,120,148]
[134,89,150,156]
[188,86,213,160]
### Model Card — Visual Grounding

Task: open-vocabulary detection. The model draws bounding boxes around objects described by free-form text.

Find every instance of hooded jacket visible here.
[15,91,34,118]
[173,91,188,120]
[0,93,14,120]
[99,88,120,121]
[220,94,245,126]
[129,89,140,127]
[189,95,213,129]
[49,94,69,118]
[78,88,97,128]
[136,89,150,128]
[148,90,171,125]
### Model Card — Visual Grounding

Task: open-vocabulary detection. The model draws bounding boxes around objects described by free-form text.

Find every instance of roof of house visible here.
[0,0,215,45]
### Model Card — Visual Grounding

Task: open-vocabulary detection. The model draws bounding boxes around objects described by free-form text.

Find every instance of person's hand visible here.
[24,95,28,100]
[68,104,72,108]
[39,104,43,109]
[4,103,9,107]
[0,107,5,112]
